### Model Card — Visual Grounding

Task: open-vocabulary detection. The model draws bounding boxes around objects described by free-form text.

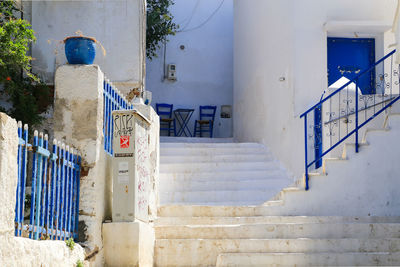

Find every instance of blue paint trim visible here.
[301,49,399,190]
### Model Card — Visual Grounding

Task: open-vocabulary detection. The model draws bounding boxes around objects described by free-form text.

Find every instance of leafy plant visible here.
[76,259,84,267]
[65,237,75,250]
[0,0,50,126]
[146,0,178,60]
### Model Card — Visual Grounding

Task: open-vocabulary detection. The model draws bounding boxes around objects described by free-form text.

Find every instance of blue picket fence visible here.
[15,122,81,240]
[103,78,133,155]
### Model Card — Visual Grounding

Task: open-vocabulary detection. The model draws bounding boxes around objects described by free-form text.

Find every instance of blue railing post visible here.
[74,155,81,239]
[50,139,58,239]
[18,124,28,236]
[15,121,23,236]
[29,131,39,239]
[355,78,359,153]
[304,115,309,190]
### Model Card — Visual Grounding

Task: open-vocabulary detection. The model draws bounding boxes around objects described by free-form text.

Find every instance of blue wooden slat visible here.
[15,122,22,236]
[69,151,75,235]
[55,142,62,240]
[75,156,81,237]
[107,82,112,154]
[29,132,39,239]
[66,148,73,235]
[49,140,58,240]
[103,80,106,136]
[40,136,49,238]
[34,133,44,240]
[70,153,77,236]
[18,125,29,236]
[60,145,67,240]
[57,144,65,240]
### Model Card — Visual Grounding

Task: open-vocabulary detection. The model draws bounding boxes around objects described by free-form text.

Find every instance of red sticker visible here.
[120,136,130,148]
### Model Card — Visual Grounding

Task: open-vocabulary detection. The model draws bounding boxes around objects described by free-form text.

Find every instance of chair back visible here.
[199,105,217,121]
[156,103,173,119]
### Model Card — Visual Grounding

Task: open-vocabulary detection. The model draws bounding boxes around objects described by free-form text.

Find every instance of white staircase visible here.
[155,211,400,266]
[159,139,292,206]
[156,109,400,267]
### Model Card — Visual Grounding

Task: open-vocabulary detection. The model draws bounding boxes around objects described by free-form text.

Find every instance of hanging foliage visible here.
[146,0,178,60]
[0,0,49,126]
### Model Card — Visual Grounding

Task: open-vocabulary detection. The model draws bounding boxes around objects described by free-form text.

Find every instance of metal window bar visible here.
[300,49,400,190]
[14,124,82,240]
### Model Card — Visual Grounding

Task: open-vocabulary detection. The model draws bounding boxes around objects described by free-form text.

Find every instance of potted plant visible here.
[63,35,97,64]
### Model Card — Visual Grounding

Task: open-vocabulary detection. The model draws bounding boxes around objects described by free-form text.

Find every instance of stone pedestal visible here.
[103,221,154,267]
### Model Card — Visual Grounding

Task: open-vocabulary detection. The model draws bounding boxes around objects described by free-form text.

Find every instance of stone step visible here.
[215,252,400,266]
[160,137,234,143]
[159,169,289,181]
[160,177,291,192]
[155,223,400,239]
[159,201,283,206]
[155,238,400,267]
[160,161,281,173]
[160,153,273,164]
[160,146,267,156]
[157,205,281,217]
[160,142,265,149]
[160,189,281,205]
[155,216,400,226]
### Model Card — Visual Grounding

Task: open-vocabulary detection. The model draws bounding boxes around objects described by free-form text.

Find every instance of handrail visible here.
[323,96,396,125]
[301,49,399,190]
[300,49,396,118]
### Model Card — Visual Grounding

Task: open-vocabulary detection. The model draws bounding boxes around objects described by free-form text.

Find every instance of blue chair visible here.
[156,103,176,136]
[193,106,217,138]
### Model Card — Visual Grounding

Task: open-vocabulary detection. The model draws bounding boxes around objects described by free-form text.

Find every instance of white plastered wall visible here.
[234,0,397,178]
[28,0,146,94]
[146,0,233,138]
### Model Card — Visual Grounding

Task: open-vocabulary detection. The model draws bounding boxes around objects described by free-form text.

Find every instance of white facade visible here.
[234,0,397,178]
[146,0,233,138]
[27,0,146,93]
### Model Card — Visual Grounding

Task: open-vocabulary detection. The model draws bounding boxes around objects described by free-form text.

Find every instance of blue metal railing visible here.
[15,123,81,240]
[103,78,133,155]
[300,49,400,190]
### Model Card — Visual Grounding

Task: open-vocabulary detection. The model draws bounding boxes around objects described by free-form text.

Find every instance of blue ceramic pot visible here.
[64,37,96,64]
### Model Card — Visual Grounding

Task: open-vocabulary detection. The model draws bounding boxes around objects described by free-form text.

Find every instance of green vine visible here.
[0,0,50,126]
[146,0,178,60]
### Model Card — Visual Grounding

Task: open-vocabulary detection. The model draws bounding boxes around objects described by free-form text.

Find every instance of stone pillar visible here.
[132,103,160,221]
[54,65,107,266]
[0,113,18,238]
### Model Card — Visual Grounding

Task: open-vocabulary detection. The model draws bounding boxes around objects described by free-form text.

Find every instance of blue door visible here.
[327,37,375,94]
[313,38,376,169]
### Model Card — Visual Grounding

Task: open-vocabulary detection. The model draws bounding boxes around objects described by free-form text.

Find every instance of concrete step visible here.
[160,153,273,164]
[160,146,267,156]
[158,201,283,206]
[159,169,289,181]
[161,142,265,149]
[215,252,400,266]
[157,205,283,217]
[341,142,369,158]
[160,189,282,205]
[160,177,291,192]
[155,216,400,226]
[160,137,234,143]
[155,238,400,267]
[155,223,400,239]
[160,161,281,173]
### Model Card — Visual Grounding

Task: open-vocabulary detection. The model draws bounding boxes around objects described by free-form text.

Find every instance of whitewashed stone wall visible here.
[0,112,86,267]
[54,65,160,266]
[54,65,108,266]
